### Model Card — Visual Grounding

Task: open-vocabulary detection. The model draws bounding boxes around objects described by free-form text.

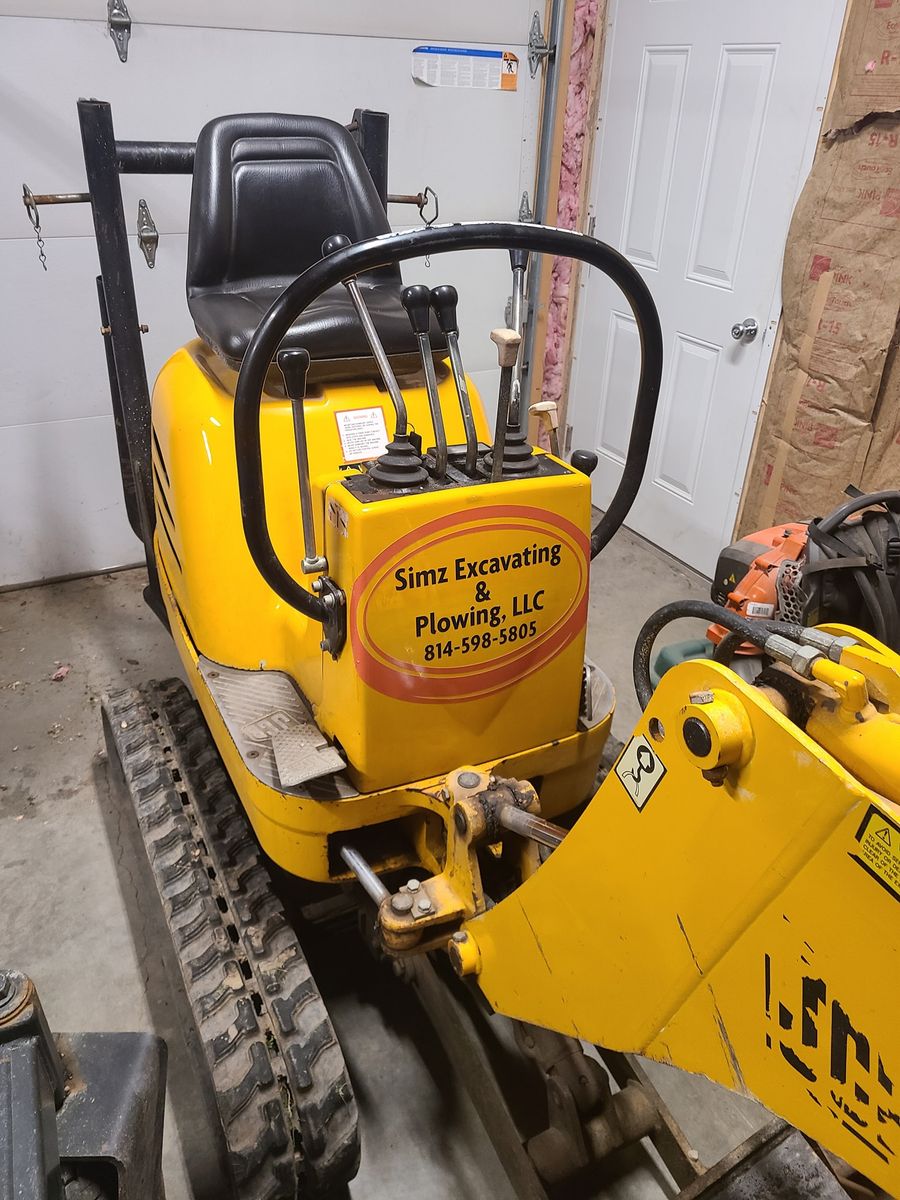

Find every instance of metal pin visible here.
[340,845,389,905]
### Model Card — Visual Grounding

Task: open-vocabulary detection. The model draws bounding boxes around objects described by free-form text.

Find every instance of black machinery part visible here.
[232,221,664,626]
[102,679,359,1199]
[0,969,167,1200]
[804,489,900,648]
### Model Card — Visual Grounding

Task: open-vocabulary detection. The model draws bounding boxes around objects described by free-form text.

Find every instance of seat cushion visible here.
[190,278,445,373]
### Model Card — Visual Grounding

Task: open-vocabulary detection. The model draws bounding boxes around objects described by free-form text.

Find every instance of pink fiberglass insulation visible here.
[539,0,599,444]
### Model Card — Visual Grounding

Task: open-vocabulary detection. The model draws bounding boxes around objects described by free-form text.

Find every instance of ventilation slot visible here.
[156,502,182,572]
[152,427,171,488]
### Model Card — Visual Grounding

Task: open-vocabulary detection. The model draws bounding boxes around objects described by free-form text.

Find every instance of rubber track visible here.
[103,679,359,1199]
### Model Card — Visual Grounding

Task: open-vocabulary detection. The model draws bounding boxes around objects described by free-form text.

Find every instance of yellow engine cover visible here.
[150,340,594,795]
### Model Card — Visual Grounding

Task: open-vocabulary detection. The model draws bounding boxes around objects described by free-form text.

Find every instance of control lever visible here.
[321,234,427,487]
[486,329,537,482]
[429,285,478,475]
[277,348,327,574]
[570,449,598,477]
[508,249,529,426]
[401,284,449,480]
[529,400,560,457]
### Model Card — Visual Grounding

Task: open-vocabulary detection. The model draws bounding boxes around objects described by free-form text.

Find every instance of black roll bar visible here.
[232,222,664,626]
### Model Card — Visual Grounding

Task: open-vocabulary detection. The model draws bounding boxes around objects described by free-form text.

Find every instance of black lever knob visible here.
[401,284,433,336]
[509,248,529,273]
[321,233,351,257]
[277,348,311,401]
[570,449,599,478]
[429,284,459,336]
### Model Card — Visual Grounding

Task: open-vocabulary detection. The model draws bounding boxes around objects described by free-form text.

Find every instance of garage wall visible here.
[0,4,540,586]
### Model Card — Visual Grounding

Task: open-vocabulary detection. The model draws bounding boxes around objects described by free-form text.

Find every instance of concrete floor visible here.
[0,528,766,1199]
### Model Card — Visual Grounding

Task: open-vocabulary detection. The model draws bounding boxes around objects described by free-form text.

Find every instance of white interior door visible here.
[568,0,844,574]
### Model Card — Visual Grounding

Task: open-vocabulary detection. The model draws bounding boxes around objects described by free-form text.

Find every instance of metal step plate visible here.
[197,657,355,797]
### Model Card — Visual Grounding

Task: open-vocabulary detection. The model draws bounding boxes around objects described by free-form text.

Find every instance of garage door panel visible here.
[0,2,533,45]
[0,235,194,430]
[0,415,141,586]
[0,18,538,240]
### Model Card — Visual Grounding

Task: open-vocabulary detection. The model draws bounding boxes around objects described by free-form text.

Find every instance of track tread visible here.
[103,679,359,1199]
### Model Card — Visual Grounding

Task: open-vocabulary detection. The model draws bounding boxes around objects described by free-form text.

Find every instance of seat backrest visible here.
[187,113,393,292]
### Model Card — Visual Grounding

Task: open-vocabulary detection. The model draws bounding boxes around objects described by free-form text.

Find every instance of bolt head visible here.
[391,893,414,915]
[451,931,467,944]
[406,878,420,894]
[415,897,433,914]
[457,770,480,789]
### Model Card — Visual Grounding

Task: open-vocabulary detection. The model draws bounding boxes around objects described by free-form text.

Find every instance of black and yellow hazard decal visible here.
[850,805,900,903]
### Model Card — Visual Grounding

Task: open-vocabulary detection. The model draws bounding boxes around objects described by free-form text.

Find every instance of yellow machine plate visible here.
[462,656,900,1195]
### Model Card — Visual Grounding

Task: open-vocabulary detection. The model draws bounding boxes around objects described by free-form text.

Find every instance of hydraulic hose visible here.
[233,222,663,621]
[633,600,805,710]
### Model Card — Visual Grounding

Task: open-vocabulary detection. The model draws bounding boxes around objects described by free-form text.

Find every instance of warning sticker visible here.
[614,734,666,811]
[850,805,900,903]
[335,407,389,463]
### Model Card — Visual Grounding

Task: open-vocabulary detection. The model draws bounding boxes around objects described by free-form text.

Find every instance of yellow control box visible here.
[320,464,592,791]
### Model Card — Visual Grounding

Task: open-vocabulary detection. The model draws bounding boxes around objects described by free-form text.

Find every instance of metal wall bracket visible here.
[108,0,131,62]
[519,191,534,223]
[527,12,551,77]
[136,199,157,268]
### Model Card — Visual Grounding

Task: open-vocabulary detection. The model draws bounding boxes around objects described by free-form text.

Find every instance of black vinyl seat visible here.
[186,113,443,378]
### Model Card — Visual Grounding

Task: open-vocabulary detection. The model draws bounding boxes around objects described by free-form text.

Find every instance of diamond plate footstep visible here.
[198,657,353,794]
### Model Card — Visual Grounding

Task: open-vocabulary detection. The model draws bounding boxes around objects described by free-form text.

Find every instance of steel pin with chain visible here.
[23,185,47,271]
[22,183,92,271]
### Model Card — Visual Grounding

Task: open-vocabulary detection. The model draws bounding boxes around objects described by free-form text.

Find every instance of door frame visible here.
[567,0,848,560]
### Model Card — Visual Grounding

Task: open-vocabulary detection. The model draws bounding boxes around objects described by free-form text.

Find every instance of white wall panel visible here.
[0,19,539,239]
[0,235,195,430]
[0,417,142,582]
[0,11,539,584]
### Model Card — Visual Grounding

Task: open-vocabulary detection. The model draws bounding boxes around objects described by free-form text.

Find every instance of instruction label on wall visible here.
[412,46,519,91]
[335,407,389,463]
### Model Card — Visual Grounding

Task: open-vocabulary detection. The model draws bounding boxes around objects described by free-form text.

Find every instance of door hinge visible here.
[137,199,158,268]
[564,423,573,454]
[108,0,131,62]
[587,213,597,238]
[519,191,534,223]
[527,11,551,77]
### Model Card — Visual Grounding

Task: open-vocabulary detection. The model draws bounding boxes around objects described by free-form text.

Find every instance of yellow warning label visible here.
[852,806,900,902]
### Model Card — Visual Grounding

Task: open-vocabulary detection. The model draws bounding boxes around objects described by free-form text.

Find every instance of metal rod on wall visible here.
[520,0,567,428]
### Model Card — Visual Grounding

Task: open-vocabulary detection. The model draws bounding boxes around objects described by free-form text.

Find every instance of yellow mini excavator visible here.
[26,101,900,1199]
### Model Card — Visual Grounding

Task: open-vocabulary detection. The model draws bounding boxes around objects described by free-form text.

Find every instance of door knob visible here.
[731,317,759,342]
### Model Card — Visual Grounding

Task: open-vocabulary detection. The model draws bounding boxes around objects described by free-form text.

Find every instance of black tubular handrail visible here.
[233,221,664,624]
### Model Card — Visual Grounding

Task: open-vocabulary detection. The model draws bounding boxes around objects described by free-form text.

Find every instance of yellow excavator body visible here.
[150,339,609,880]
